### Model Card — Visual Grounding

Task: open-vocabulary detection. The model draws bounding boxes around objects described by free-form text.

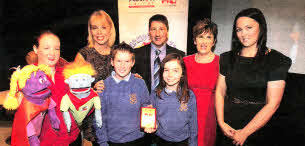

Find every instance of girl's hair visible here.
[156,53,190,103]
[231,8,268,64]
[87,10,116,48]
[33,30,59,47]
[28,30,59,65]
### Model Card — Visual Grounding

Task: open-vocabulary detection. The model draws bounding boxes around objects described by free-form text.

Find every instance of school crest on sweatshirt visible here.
[129,93,137,104]
[179,102,188,112]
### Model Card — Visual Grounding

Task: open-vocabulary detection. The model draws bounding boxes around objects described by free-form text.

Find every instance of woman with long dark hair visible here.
[215,8,291,146]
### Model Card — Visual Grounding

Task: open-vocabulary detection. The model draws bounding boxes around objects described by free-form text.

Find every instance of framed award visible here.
[140,107,156,129]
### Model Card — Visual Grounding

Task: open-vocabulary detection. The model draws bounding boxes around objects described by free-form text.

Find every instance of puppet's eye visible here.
[44,76,47,81]
[39,78,44,84]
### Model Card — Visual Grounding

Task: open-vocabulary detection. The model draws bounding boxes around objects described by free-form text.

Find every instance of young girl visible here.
[149,53,198,146]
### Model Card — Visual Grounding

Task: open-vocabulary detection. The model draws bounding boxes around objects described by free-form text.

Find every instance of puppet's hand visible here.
[28,135,40,146]
[48,108,60,130]
[95,109,102,128]
[63,111,72,132]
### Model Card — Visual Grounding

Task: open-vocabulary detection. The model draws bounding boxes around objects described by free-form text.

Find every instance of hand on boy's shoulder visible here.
[132,73,146,85]
[133,73,143,79]
[94,80,105,93]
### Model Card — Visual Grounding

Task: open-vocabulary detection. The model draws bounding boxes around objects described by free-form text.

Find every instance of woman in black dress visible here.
[215,8,291,146]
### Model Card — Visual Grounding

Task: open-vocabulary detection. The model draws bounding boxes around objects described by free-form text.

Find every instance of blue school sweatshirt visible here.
[94,73,151,146]
[152,89,198,146]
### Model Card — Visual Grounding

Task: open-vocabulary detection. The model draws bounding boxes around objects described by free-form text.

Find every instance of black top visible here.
[79,47,113,86]
[220,49,292,103]
[78,47,113,142]
[217,49,291,145]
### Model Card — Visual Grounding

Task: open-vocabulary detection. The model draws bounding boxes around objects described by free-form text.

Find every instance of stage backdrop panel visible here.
[118,0,189,53]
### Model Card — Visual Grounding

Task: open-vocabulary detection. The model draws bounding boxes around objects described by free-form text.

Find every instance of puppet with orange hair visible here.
[4,64,60,146]
[61,61,102,132]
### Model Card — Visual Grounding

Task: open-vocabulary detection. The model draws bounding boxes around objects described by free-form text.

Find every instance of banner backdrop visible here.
[118,0,189,53]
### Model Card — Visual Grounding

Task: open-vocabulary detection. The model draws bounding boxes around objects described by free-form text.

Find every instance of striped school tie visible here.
[153,50,161,90]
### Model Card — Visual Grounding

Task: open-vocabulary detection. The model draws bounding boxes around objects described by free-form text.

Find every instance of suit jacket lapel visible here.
[166,44,171,55]
[146,44,152,89]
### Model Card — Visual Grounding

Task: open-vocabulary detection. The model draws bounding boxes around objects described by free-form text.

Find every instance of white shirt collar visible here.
[111,71,131,83]
[151,43,166,53]
[164,87,176,94]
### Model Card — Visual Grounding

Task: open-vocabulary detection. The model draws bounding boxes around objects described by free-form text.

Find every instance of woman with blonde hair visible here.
[75,9,115,92]
[74,9,116,145]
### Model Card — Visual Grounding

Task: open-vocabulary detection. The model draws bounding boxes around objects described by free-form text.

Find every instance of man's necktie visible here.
[153,50,161,90]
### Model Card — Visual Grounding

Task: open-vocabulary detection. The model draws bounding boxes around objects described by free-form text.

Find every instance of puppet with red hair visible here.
[61,61,102,132]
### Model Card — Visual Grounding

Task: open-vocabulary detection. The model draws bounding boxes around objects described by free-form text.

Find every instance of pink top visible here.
[26,99,56,137]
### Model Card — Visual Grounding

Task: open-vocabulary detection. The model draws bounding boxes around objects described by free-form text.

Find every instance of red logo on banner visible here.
[162,0,176,4]
[128,0,177,8]
[129,0,155,8]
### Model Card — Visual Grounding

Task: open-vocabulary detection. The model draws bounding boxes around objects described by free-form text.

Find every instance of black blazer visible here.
[133,43,185,93]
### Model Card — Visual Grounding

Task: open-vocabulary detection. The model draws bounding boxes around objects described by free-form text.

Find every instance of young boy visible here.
[94,42,151,146]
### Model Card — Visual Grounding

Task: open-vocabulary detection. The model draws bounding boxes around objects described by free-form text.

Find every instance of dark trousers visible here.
[69,133,82,146]
[69,132,99,146]
[144,133,154,146]
[154,136,188,146]
[91,141,100,146]
[108,137,145,146]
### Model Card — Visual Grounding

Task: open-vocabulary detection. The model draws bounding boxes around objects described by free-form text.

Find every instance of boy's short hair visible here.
[111,42,135,60]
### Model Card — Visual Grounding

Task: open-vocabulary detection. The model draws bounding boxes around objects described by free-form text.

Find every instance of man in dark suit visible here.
[134,14,185,93]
